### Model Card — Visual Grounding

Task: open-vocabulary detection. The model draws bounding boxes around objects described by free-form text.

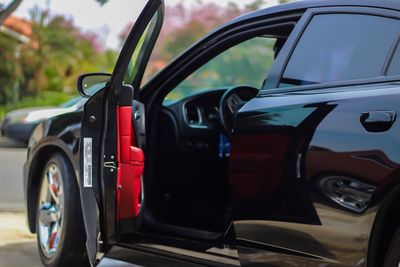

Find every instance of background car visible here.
[0,96,84,143]
[0,84,104,143]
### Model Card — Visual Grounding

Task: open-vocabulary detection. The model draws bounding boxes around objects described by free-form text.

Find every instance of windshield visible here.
[123,6,163,89]
[59,97,81,108]
[59,81,106,108]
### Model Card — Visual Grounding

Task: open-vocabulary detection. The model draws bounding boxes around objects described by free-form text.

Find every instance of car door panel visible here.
[231,85,400,266]
[80,88,110,264]
[116,87,144,222]
[79,1,164,265]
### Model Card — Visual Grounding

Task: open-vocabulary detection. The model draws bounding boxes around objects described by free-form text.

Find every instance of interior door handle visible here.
[360,111,396,132]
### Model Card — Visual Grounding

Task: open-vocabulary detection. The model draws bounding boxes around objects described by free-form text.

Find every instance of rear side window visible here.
[387,43,400,76]
[279,14,400,88]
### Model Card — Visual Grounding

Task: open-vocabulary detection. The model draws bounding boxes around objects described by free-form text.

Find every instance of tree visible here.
[0,0,23,25]
[16,6,106,97]
[0,32,20,104]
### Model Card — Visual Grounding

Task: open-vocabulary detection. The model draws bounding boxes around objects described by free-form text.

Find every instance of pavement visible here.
[0,137,26,211]
[0,212,39,267]
[0,137,139,267]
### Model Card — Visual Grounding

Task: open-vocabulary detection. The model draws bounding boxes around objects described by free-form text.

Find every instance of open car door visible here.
[78,1,164,265]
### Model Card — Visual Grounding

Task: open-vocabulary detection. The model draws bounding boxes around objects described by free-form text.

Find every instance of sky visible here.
[11,0,280,49]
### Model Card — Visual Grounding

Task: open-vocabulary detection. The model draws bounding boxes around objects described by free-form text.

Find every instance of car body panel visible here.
[23,110,82,232]
[230,83,400,266]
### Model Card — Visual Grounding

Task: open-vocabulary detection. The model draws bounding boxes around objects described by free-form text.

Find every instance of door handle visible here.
[360,111,396,132]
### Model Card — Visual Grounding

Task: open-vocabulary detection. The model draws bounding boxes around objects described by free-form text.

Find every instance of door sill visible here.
[115,241,240,267]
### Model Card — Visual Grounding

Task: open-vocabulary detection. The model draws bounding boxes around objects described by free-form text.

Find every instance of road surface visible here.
[0,137,26,211]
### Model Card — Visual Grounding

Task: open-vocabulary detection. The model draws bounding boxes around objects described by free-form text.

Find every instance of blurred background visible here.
[0,0,289,266]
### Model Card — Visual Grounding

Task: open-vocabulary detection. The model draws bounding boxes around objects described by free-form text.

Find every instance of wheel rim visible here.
[38,163,64,258]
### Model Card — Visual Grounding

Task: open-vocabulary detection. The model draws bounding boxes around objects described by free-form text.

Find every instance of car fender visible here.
[24,115,81,233]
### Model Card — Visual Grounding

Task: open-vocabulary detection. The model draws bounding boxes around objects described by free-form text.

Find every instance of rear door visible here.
[78,1,164,265]
[230,7,400,267]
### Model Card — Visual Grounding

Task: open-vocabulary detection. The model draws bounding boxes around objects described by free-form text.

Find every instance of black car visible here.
[23,0,400,266]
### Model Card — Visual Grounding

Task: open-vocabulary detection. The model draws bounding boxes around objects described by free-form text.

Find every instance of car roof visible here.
[231,0,400,24]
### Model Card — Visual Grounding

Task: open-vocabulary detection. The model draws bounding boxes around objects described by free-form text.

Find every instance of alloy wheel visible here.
[38,163,64,258]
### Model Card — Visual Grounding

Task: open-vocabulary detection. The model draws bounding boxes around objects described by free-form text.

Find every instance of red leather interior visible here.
[116,106,144,220]
[229,134,289,199]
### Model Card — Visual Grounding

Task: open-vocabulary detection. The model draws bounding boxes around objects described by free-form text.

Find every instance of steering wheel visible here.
[219,85,259,138]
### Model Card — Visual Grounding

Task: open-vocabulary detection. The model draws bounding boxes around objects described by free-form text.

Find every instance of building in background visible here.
[1,15,31,44]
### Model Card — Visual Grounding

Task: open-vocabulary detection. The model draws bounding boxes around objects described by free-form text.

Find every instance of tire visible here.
[384,226,400,267]
[36,152,89,267]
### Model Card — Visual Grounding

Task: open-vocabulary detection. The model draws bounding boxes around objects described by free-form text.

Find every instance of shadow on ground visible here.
[0,241,42,267]
[0,213,140,267]
[0,137,26,148]
[0,242,140,267]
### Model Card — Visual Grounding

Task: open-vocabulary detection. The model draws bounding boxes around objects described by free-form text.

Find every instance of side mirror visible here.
[77,73,112,98]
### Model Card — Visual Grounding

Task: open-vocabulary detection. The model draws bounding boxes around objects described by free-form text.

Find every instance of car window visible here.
[163,37,277,105]
[387,43,400,76]
[124,9,162,89]
[279,14,400,88]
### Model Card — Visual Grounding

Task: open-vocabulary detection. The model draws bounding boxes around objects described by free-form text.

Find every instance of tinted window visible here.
[387,43,400,76]
[280,14,400,87]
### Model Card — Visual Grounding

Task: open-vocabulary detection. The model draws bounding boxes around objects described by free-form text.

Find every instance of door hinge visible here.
[95,233,105,265]
[103,161,117,172]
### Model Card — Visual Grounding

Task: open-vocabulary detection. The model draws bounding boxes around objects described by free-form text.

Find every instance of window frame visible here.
[262,6,400,95]
[384,35,400,76]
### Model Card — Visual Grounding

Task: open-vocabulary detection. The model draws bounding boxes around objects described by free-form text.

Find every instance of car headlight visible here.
[8,114,30,124]
[23,113,47,123]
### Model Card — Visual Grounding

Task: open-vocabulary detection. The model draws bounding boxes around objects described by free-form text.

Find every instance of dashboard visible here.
[160,89,227,153]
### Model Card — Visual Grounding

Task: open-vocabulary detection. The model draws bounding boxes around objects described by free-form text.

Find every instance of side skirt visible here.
[107,243,240,267]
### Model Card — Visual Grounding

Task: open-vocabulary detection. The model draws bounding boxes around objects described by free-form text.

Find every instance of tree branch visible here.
[0,0,23,25]
[94,0,108,6]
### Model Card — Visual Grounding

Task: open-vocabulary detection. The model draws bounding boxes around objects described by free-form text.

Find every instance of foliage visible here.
[0,34,21,105]
[19,7,109,95]
[0,6,116,112]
